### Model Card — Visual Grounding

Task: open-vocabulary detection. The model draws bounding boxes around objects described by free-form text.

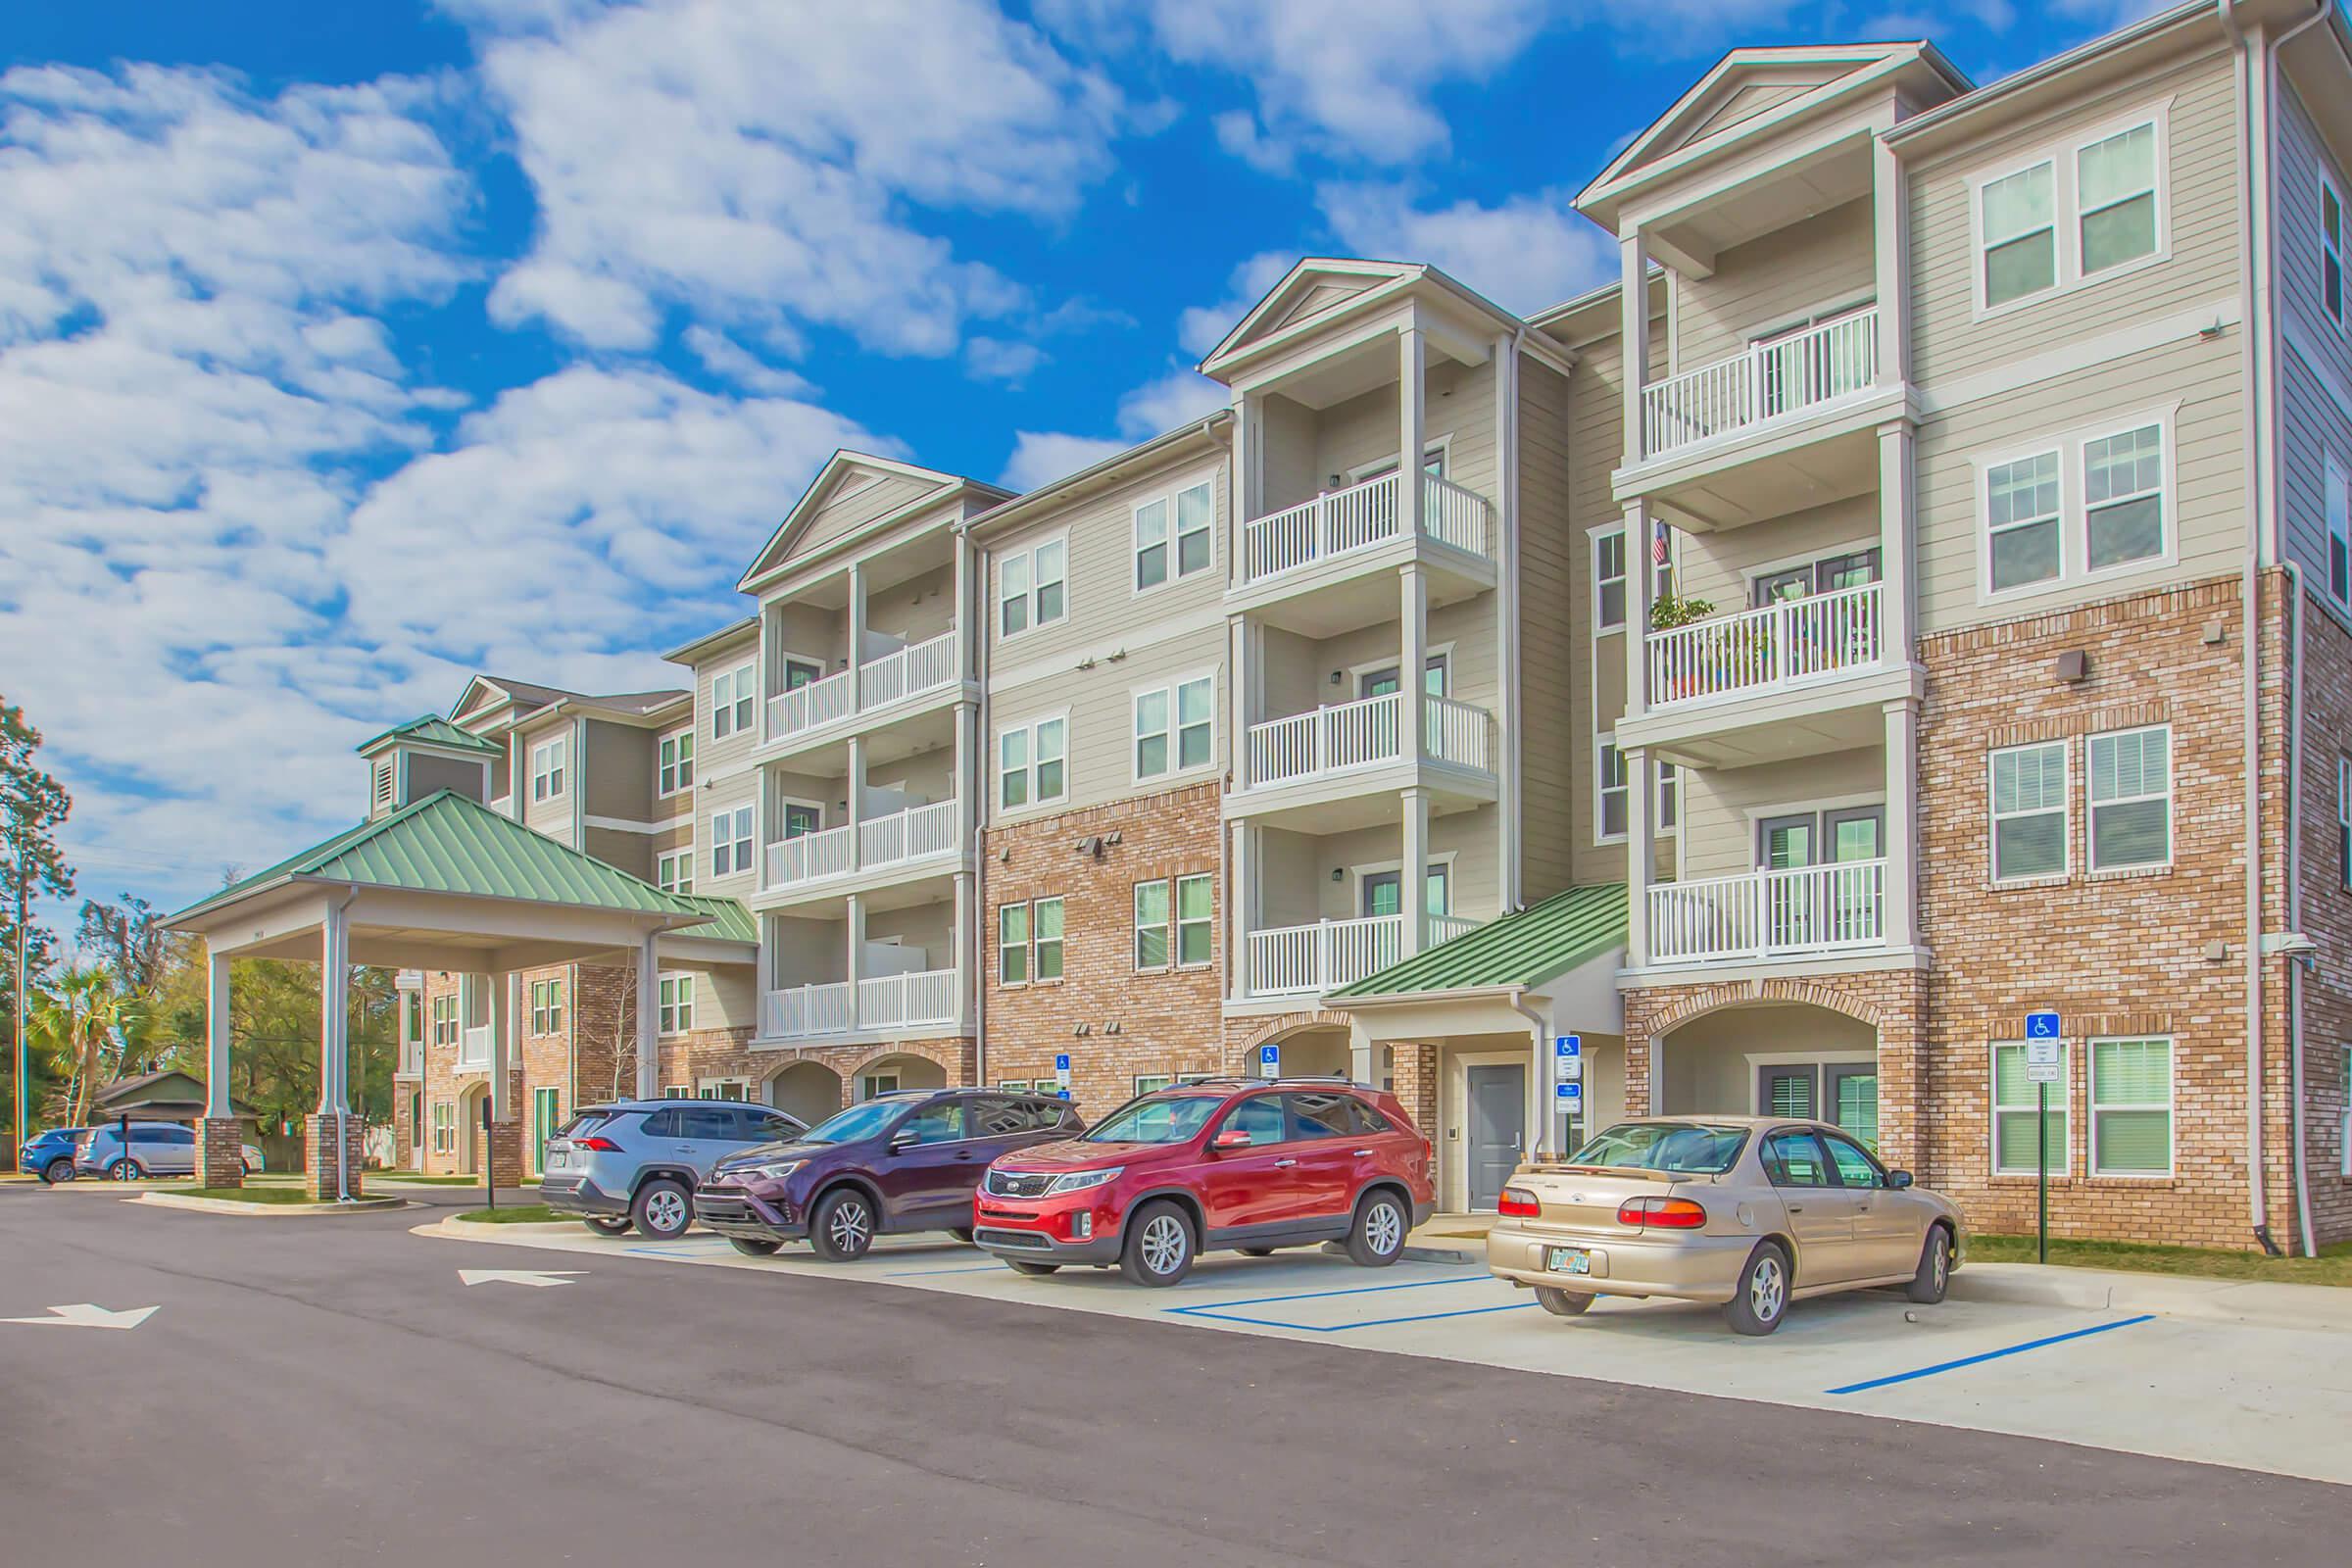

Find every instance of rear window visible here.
[1565,1121,1747,1176]
[555,1114,610,1138]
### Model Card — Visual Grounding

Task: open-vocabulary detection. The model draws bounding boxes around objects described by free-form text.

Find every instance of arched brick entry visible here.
[1225,1009,1355,1075]
[762,1058,845,1124]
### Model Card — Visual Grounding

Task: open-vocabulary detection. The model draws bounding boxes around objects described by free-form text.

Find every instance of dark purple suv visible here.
[691,1088,1085,1260]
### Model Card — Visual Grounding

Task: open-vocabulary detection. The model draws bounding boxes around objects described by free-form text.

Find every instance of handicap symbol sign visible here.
[1258,1043,1280,1064]
[2025,1010,2061,1041]
[1054,1053,1071,1072]
[1553,1034,1581,1058]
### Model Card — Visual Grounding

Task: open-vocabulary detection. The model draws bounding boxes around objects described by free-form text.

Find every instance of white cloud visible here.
[965,337,1048,384]
[1176,250,1298,359]
[1318,183,1616,316]
[999,430,1129,492]
[453,0,1128,357]
[1116,367,1228,438]
[681,324,816,398]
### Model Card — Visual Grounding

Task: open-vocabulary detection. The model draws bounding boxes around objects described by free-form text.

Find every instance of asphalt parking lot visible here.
[5,1183,2347,1565]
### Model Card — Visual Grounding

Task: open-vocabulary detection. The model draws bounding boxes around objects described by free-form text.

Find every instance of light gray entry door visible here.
[1466,1065,1527,1211]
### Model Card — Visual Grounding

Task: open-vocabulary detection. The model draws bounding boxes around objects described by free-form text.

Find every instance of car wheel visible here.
[1905,1224,1953,1304]
[582,1217,630,1237]
[111,1159,145,1182]
[1534,1286,1593,1317]
[1346,1190,1409,1268]
[1004,1258,1060,1276]
[948,1227,974,1244]
[631,1177,692,1241]
[727,1237,783,1257]
[809,1189,875,1262]
[1120,1200,1195,1288]
[1725,1242,1791,1336]
[1238,1247,1276,1257]
[41,1157,74,1185]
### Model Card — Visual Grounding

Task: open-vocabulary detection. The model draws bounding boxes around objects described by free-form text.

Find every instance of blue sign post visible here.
[1257,1042,1280,1079]
[1551,1036,1584,1154]
[1054,1053,1072,1101]
[2023,1011,2059,1262]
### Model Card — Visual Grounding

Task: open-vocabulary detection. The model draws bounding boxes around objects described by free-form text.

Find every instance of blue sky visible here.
[0,0,2161,915]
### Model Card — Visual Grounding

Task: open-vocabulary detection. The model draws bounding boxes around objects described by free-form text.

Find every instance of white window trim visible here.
[2089,1035,2176,1178]
[998,900,1034,988]
[1655,760,1681,838]
[1988,739,2071,887]
[1130,478,1218,598]
[657,726,694,799]
[1345,432,1453,486]
[1348,852,1459,921]
[711,661,757,741]
[529,736,566,803]
[2326,450,2350,610]
[695,1076,751,1101]
[1594,732,1628,846]
[708,806,754,880]
[1033,894,1065,983]
[2338,757,2351,893]
[995,710,1071,819]
[1345,645,1453,698]
[2323,172,2345,331]
[656,848,694,896]
[997,533,1069,643]
[2339,1043,2351,1178]
[657,971,695,1037]
[1171,871,1215,970]
[1591,525,1627,634]
[1967,102,2173,322]
[2085,723,2174,875]
[1972,404,2179,607]
[1130,670,1219,786]
[1990,1040,2073,1178]
[1742,536,1883,602]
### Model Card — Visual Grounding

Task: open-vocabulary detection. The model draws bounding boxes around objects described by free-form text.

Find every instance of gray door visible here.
[1466,1065,1526,1211]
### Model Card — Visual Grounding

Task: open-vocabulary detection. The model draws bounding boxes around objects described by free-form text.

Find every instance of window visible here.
[1000,537,1067,638]
[431,995,459,1048]
[657,849,693,896]
[2339,758,2350,891]
[1000,903,1030,985]
[999,1080,1033,1094]
[711,662,755,740]
[1990,741,2068,882]
[2077,122,2158,276]
[1034,896,1064,981]
[1134,1074,1175,1096]
[2324,178,2343,328]
[2082,423,2166,571]
[1656,760,1679,834]
[1992,1042,2070,1175]
[658,729,694,796]
[1761,1129,1832,1187]
[998,716,1066,811]
[1595,736,1628,842]
[657,973,694,1035]
[530,736,566,802]
[2086,725,2170,871]
[2328,453,2350,607]
[1981,161,2056,307]
[1985,451,2061,592]
[1175,873,1212,966]
[1134,676,1213,779]
[431,1101,455,1154]
[2340,1045,2351,1177]
[529,980,564,1035]
[709,806,753,878]
[2091,1037,2173,1175]
[1134,880,1171,970]
[1593,530,1627,629]
[1821,1132,1885,1189]
[1134,480,1214,591]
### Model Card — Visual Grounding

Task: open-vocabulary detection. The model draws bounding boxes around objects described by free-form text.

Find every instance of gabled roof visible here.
[736,450,1007,594]
[1197,259,1415,373]
[1328,883,1627,1003]
[95,1069,261,1119]
[170,790,708,928]
[358,714,503,760]
[452,674,573,721]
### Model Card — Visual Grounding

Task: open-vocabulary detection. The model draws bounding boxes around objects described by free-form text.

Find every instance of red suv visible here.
[970,1079,1435,1286]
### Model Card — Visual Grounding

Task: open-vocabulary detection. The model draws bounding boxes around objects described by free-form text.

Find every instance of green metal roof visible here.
[669,895,758,946]
[1328,882,1627,1001]
[357,713,503,758]
[171,790,707,927]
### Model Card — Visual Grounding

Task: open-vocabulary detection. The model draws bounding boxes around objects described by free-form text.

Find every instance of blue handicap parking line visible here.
[883,1263,1011,1277]
[1827,1313,2158,1396]
[1164,1273,1535,1333]
[623,1241,731,1259]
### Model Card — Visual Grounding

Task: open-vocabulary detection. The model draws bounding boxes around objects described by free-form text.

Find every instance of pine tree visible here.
[2,700,74,1152]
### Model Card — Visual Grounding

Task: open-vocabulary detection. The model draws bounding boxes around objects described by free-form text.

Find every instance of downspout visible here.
[1507,991,1551,1162]
[966,523,989,1090]
[1501,326,1528,911]
[2284,563,2317,1257]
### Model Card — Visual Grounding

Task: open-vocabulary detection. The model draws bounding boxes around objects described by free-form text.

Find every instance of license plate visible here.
[1546,1247,1591,1276]
[550,1152,566,1167]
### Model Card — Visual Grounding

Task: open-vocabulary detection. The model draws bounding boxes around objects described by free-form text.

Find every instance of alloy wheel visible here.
[1932,1234,1950,1293]
[1749,1253,1786,1322]
[1140,1212,1187,1276]
[828,1200,871,1252]
[645,1188,687,1233]
[1366,1200,1403,1256]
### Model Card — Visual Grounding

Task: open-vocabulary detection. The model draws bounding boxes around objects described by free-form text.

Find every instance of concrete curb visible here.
[416,1215,580,1241]
[1952,1261,2352,1332]
[136,1191,414,1217]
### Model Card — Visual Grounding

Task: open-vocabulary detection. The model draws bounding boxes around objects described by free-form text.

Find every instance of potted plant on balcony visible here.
[1649,589,1716,702]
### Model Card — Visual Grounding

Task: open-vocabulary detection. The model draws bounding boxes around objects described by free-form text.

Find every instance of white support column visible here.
[1493,329,1521,910]
[952,870,973,1029]
[953,704,973,840]
[1626,745,1652,969]
[1884,699,1920,950]
[1625,501,1656,721]
[1397,325,1426,540]
[635,934,660,1101]
[846,894,867,1028]
[1232,392,1262,578]
[1401,787,1430,958]
[847,734,867,870]
[1399,564,1428,762]
[952,536,972,681]
[1620,229,1651,466]
[1877,421,1917,659]
[318,905,349,1114]
[1228,819,1252,1001]
[1872,135,1908,389]
[759,601,773,744]
[847,563,867,704]
[205,949,233,1117]
[490,971,514,1124]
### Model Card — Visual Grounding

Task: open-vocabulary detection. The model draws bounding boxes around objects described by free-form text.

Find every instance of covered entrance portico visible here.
[165,792,712,1198]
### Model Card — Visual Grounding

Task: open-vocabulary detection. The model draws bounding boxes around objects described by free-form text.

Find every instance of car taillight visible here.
[1497,1186,1541,1218]
[1617,1196,1707,1229]
[571,1136,620,1152]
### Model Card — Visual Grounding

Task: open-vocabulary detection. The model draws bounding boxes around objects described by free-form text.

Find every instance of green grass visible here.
[1971,1233,2352,1286]
[374,1173,506,1186]
[454,1203,565,1224]
[173,1187,343,1204]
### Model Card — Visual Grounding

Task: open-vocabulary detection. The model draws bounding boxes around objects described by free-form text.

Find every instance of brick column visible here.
[480,1114,525,1191]
[1391,1043,1439,1148]
[304,1113,365,1200]
[195,1117,246,1188]
[1872,968,1930,1178]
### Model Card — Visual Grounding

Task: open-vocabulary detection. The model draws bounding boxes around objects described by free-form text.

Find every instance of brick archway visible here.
[1642,977,1886,1038]
[848,1039,968,1085]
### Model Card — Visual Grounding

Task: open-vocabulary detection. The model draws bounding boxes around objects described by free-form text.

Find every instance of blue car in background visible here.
[22,1127,93,1185]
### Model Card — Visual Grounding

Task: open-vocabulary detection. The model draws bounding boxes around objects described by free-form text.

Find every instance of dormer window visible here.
[372,760,396,812]
[530,737,566,803]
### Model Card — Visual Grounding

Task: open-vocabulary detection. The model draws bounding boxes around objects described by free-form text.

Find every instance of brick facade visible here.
[983,781,1224,1115]
[2290,583,2352,1247]
[195,1115,247,1188]
[303,1112,365,1200]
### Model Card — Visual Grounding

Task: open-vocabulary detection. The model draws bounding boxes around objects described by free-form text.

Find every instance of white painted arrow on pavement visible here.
[2,1303,161,1330]
[458,1269,582,1289]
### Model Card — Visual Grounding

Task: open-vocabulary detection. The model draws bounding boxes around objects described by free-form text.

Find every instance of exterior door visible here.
[1760,1127,1860,1281]
[532,1088,560,1176]
[1198,1093,1294,1232]
[1361,871,1401,919]
[781,802,822,839]
[1465,1064,1526,1211]
[782,658,822,690]
[1357,658,1447,701]
[410,1091,425,1170]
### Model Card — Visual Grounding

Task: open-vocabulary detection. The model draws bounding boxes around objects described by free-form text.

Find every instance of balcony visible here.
[1640,309,1879,464]
[1241,470,1490,587]
[763,800,957,895]
[1243,693,1492,790]
[765,628,958,746]
[761,981,852,1041]
[1647,583,1883,710]
[1646,858,1886,967]
[458,1024,492,1072]
[1245,913,1480,998]
[760,967,957,1042]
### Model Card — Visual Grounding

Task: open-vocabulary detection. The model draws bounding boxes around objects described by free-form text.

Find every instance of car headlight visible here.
[1044,1166,1121,1196]
[746,1159,802,1182]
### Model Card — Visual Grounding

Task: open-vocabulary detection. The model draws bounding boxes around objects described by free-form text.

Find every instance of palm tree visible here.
[32,966,142,1127]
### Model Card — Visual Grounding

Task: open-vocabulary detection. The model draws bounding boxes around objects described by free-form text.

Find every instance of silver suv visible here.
[75,1122,265,1180]
[540,1100,808,1240]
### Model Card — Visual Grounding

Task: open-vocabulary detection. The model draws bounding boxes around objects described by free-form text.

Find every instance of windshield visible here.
[1565,1121,1748,1176]
[801,1100,906,1146]
[1082,1096,1221,1146]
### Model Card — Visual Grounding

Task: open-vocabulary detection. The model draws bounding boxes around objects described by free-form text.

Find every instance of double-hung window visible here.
[657,973,694,1036]
[2324,178,2343,328]
[530,737,566,803]
[1594,736,1628,842]
[711,662,755,740]
[998,716,1067,811]
[2086,725,2170,872]
[2077,122,2159,277]
[1134,675,1213,780]
[2090,1037,2173,1175]
[1592,530,1628,630]
[658,729,694,796]
[2328,453,2350,607]
[1989,741,2067,882]
[530,980,564,1035]
[1982,417,2170,598]
[1991,1042,2070,1175]
[1174,874,1212,966]
[2082,424,2165,571]
[1985,451,2062,592]
[657,849,693,896]
[1000,538,1067,638]
[431,995,459,1048]
[2338,758,2351,890]
[709,806,753,878]
[1135,481,1214,591]
[1655,760,1679,834]
[1978,115,2164,313]
[1981,161,2056,308]
[1033,896,1064,981]
[1134,880,1171,970]
[1000,903,1032,986]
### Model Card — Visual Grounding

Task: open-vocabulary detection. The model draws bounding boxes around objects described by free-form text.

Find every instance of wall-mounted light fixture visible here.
[1329,670,1344,686]
[1331,868,1344,883]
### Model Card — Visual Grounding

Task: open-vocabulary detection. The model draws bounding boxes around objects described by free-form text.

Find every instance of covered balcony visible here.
[1243,691,1492,791]
[1244,912,1479,999]
[1645,858,1887,966]
[760,967,960,1041]
[1640,309,1879,464]
[1241,469,1491,587]
[764,799,958,894]
[766,627,958,745]
[1646,581,1884,710]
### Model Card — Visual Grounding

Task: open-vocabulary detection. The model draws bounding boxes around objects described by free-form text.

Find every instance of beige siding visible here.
[1284,355,1495,512]
[694,637,761,898]
[2278,81,2352,592]
[1253,807,1501,928]
[1671,197,1875,372]
[1258,598,1498,720]
[1518,356,1582,902]
[1679,745,1886,881]
[405,752,484,805]
[991,623,1226,818]
[516,714,574,843]
[1675,492,1879,611]
[672,960,756,1036]
[795,470,941,560]
[583,825,651,882]
[583,718,654,824]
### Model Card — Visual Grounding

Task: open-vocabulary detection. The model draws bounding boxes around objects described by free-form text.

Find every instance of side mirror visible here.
[1209,1128,1252,1152]
[887,1131,916,1153]
[1886,1169,1914,1190]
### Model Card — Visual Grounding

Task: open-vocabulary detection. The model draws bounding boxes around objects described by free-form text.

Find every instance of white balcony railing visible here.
[766,667,854,742]
[1241,471,1491,585]
[762,982,853,1041]
[1646,858,1887,965]
[765,823,854,889]
[765,629,960,746]
[856,967,959,1031]
[765,801,957,892]
[1646,582,1884,710]
[458,1025,492,1071]
[1244,693,1494,790]
[1640,308,1880,462]
[1247,912,1481,996]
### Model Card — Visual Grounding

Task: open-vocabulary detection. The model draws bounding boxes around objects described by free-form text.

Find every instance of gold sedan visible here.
[1487,1116,1966,1335]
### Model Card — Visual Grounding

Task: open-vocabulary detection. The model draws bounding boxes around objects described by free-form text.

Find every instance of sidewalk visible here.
[1953,1261,2352,1332]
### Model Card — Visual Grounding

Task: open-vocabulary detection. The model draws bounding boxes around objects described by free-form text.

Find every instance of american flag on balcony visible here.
[1652,518,1672,564]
